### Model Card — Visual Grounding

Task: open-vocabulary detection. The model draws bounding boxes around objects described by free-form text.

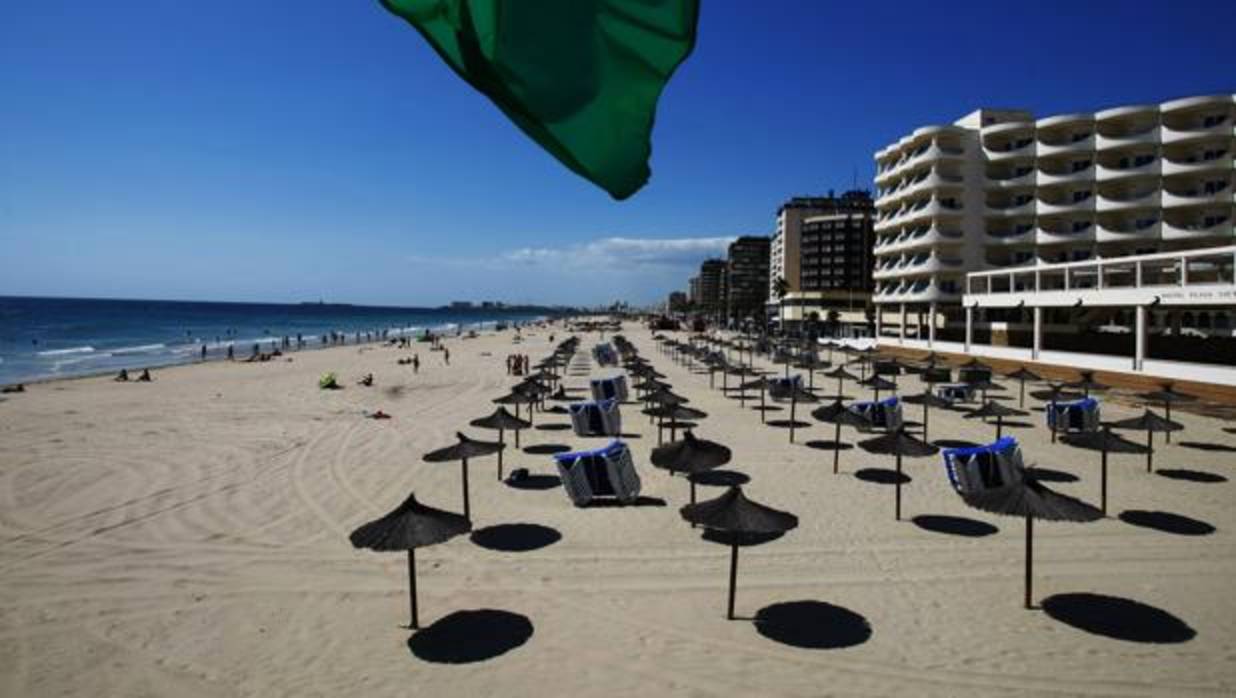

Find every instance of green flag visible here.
[380,0,699,200]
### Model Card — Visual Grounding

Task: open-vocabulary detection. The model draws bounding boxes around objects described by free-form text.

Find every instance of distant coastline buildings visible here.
[725,236,771,323]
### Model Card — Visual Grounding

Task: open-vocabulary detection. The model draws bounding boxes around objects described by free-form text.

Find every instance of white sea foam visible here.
[37,346,95,356]
[109,343,167,356]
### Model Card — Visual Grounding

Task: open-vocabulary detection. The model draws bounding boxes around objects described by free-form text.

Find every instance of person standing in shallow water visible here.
[443,347,450,366]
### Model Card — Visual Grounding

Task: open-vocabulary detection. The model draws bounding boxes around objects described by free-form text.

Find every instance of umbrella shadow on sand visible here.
[911,514,998,537]
[470,523,562,552]
[504,473,562,491]
[1155,469,1227,483]
[1041,594,1195,643]
[853,468,911,485]
[1118,510,1216,536]
[407,609,534,663]
[1025,467,1080,483]
[584,496,667,508]
[1177,440,1236,453]
[751,601,872,649]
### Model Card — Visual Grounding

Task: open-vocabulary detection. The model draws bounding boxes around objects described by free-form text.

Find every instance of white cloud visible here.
[503,235,736,267]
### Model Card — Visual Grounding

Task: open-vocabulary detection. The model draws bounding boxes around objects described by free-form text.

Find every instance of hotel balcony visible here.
[1096,189,1161,213]
[1095,158,1161,182]
[1160,95,1234,145]
[1161,152,1232,177]
[875,279,960,305]
[1095,103,1160,150]
[984,225,1036,246]
[1162,216,1234,241]
[984,200,1036,218]
[1037,196,1096,217]
[875,224,964,255]
[1036,224,1097,246]
[1036,164,1096,187]
[1096,219,1161,244]
[1161,119,1234,145]
[1095,127,1161,150]
[1037,133,1095,157]
[983,140,1037,162]
[985,168,1036,189]
[1162,183,1233,209]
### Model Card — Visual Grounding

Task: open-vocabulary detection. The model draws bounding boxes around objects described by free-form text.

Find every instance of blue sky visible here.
[2,1,1232,307]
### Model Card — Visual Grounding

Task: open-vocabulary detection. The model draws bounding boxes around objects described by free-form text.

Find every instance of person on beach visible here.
[412,354,419,374]
[137,369,152,382]
[201,345,207,361]
[115,369,129,382]
[359,373,374,387]
[443,347,450,366]
[227,345,234,361]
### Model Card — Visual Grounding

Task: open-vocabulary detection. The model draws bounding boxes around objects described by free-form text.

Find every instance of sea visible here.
[0,296,553,385]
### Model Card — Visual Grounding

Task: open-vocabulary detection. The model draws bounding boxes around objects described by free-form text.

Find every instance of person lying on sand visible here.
[115,369,130,382]
[359,373,374,387]
[137,369,152,382]
[1,384,24,394]
[368,409,391,420]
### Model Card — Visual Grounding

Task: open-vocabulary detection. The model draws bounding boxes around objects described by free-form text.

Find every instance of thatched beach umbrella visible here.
[1004,367,1041,408]
[1061,426,1148,515]
[1139,384,1196,444]
[811,400,873,473]
[349,492,471,629]
[423,432,504,520]
[1065,370,1108,398]
[494,389,537,425]
[771,382,817,444]
[680,486,798,620]
[900,390,953,442]
[859,374,897,402]
[1110,409,1183,472]
[794,354,830,391]
[470,407,531,478]
[651,430,731,508]
[965,400,1028,440]
[740,375,775,422]
[858,428,939,520]
[646,403,707,445]
[950,471,1101,609]
[824,365,859,399]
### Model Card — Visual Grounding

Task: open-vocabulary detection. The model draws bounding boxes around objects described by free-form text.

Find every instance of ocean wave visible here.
[109,343,167,356]
[37,346,95,356]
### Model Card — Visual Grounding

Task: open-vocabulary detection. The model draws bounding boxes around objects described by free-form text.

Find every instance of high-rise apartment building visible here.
[698,259,727,317]
[872,94,1235,340]
[769,191,875,327]
[725,236,770,323]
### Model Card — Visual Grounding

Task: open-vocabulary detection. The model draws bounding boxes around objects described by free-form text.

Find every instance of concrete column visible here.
[928,303,937,346]
[1032,307,1042,360]
[1134,305,1146,371]
[965,306,974,353]
[899,304,907,345]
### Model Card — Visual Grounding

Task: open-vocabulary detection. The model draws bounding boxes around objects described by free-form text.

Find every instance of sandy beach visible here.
[2,323,1234,697]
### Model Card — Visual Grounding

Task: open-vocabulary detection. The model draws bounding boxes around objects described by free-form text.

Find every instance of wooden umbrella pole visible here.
[895,453,903,521]
[923,403,930,442]
[408,548,419,629]
[1165,402,1172,443]
[1146,430,1153,473]
[1019,379,1026,408]
[760,389,766,424]
[1024,514,1033,610]
[514,427,520,448]
[833,421,841,474]
[789,397,797,443]
[1100,449,1108,516]
[996,416,1003,441]
[498,428,505,481]
[727,542,739,620]
[461,458,471,520]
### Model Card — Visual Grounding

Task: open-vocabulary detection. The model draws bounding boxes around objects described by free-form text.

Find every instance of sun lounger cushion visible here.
[1046,397,1100,433]
[569,399,622,436]
[590,375,629,402]
[768,375,803,400]
[847,396,903,431]
[592,343,618,366]
[942,436,1025,494]
[553,440,641,506]
[935,383,976,404]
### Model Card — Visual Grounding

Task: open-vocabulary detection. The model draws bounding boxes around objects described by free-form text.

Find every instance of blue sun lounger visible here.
[590,375,629,402]
[942,436,1025,495]
[1046,397,1100,433]
[768,375,803,400]
[592,343,618,366]
[935,383,976,404]
[848,396,903,431]
[553,440,642,506]
[569,398,622,437]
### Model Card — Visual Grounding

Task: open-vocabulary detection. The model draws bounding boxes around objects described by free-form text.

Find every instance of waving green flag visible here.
[381,0,699,200]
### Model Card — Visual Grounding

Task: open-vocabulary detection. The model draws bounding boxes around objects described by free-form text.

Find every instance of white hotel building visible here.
[870,94,1235,376]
